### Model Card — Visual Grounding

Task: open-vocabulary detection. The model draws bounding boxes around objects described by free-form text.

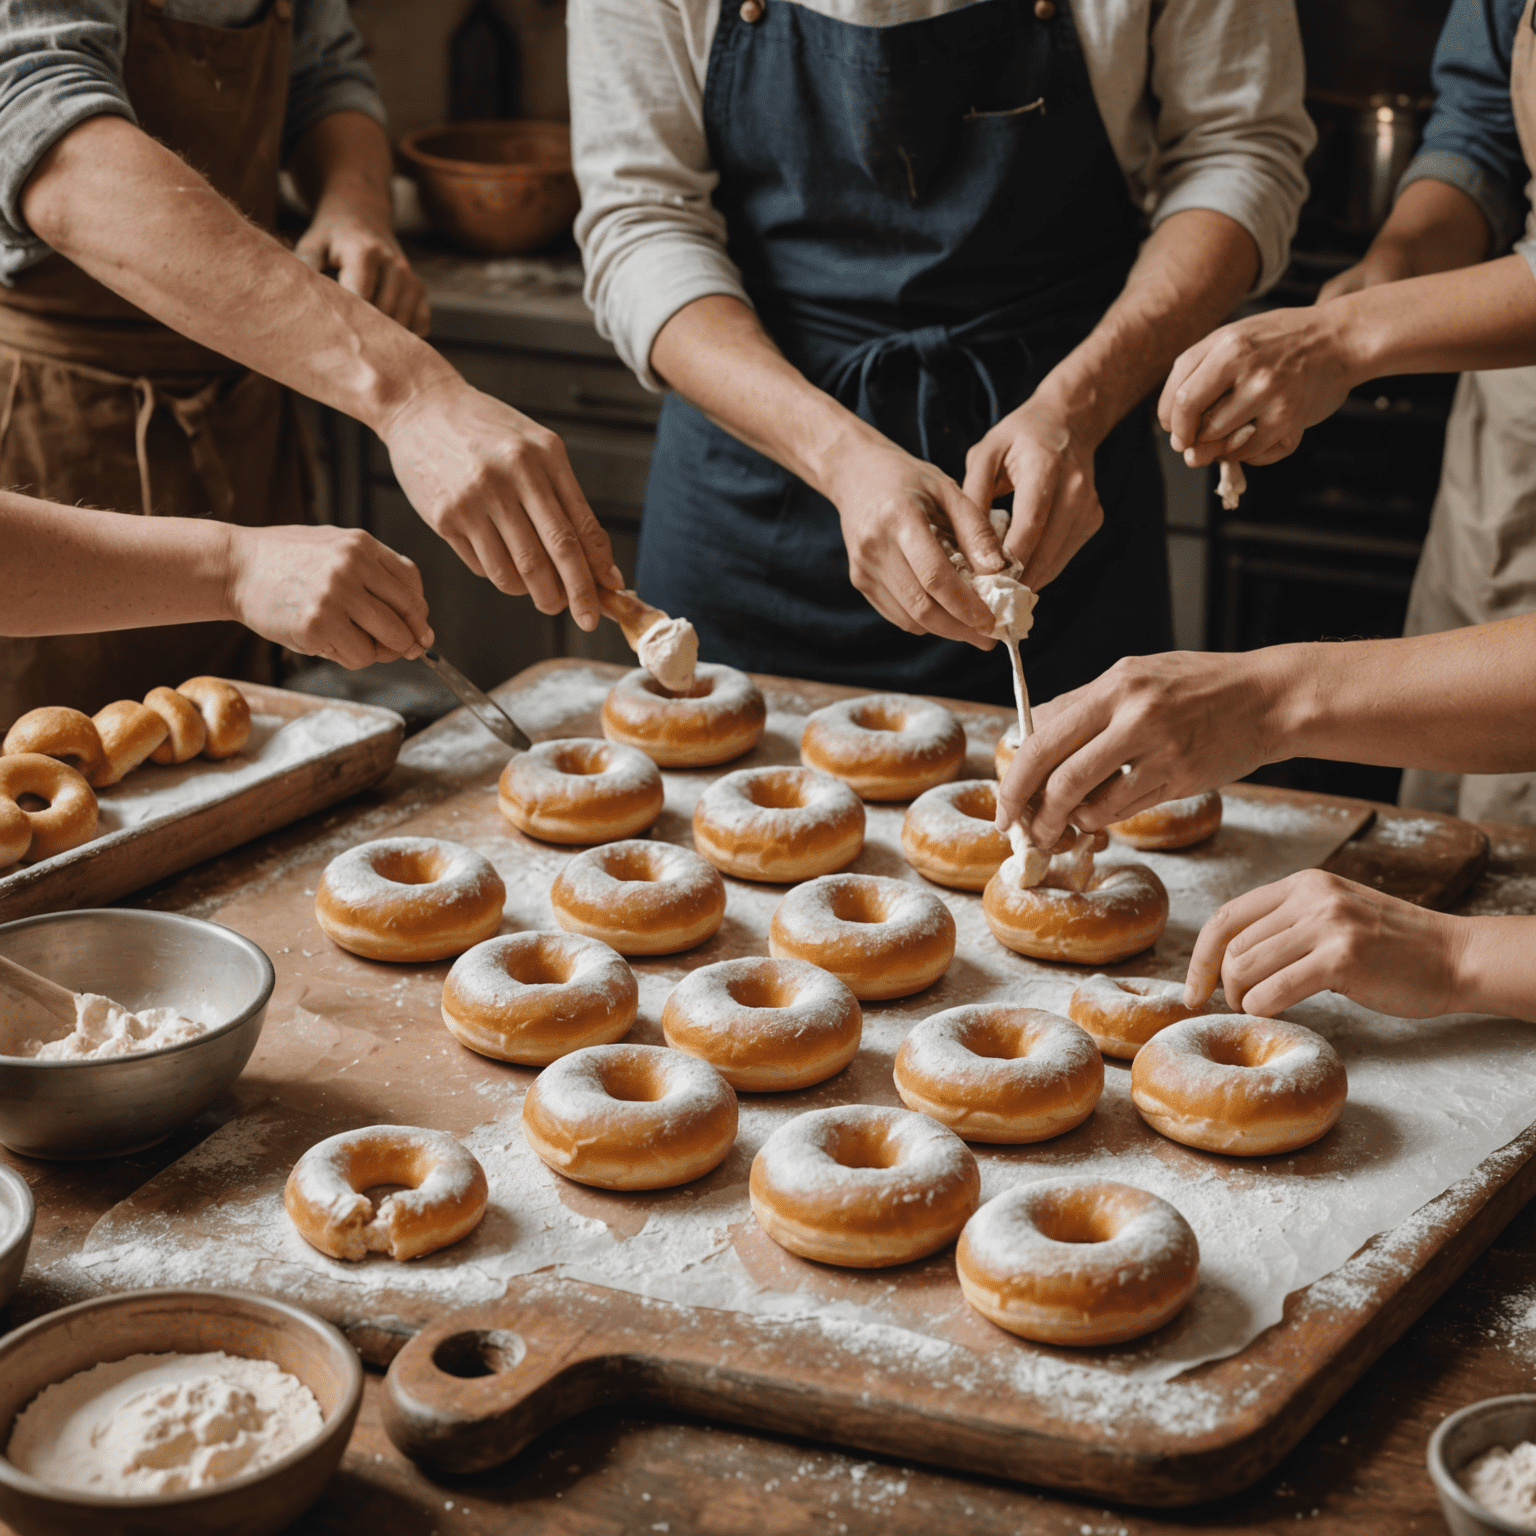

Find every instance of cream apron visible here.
[0,0,309,731]
[1399,0,1536,823]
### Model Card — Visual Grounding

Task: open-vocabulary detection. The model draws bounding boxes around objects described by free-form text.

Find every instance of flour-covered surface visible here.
[60,667,1528,1441]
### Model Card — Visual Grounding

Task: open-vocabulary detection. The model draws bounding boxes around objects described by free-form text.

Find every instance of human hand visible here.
[994,648,1281,848]
[961,393,1103,590]
[225,524,433,669]
[380,379,622,631]
[825,436,1006,648]
[1184,870,1463,1018]
[296,209,430,336]
[1158,306,1361,472]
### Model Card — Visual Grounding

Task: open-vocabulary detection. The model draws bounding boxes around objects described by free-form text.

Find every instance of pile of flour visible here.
[14,992,208,1061]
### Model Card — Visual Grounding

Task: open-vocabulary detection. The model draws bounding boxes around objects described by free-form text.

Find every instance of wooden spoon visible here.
[595,588,671,652]
[0,953,81,1056]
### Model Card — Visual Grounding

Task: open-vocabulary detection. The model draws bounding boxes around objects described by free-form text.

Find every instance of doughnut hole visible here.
[1204,1029,1294,1070]
[723,969,800,1011]
[1028,1185,1123,1245]
[368,844,452,887]
[548,740,619,777]
[825,1120,902,1171]
[15,793,47,813]
[592,1051,669,1104]
[954,1013,1040,1061]
[641,671,716,702]
[495,934,580,989]
[951,782,997,822]
[849,700,914,734]
[824,880,897,926]
[593,842,670,883]
[742,768,816,811]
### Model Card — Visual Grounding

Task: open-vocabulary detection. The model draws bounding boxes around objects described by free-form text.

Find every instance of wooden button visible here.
[1034,0,1056,16]
[739,0,764,21]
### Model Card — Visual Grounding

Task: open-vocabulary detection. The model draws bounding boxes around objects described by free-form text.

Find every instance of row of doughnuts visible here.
[0,676,252,868]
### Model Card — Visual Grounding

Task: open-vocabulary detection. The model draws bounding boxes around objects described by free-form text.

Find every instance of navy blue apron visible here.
[635,0,1173,706]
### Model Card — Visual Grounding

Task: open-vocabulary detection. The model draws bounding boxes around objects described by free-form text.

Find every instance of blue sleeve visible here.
[1397,0,1526,247]
[282,0,386,161]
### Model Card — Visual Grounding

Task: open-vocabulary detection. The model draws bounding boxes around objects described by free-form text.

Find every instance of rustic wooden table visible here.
[1,712,1532,1531]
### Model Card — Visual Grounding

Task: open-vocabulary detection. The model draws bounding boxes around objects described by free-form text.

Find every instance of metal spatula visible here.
[419,649,532,752]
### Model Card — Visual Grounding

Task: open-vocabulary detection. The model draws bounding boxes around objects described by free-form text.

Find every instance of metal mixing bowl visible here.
[0,1163,32,1311]
[1428,1394,1536,1536]
[0,909,274,1160]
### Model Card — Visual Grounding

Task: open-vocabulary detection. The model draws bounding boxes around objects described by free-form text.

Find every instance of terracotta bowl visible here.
[399,119,580,256]
[0,1288,363,1536]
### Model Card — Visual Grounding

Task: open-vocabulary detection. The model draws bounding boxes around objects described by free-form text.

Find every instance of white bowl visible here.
[0,1163,32,1311]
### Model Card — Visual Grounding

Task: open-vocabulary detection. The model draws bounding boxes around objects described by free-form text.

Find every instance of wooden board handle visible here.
[595,588,669,651]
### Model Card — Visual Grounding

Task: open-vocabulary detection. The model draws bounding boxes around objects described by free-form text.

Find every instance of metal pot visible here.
[1307,90,1434,235]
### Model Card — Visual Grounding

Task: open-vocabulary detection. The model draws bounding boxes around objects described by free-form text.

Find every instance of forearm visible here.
[288,110,393,228]
[1448,917,1536,1021]
[20,115,451,433]
[1356,177,1492,280]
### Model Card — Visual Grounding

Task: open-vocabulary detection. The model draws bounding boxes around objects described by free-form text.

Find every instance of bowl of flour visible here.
[0,1287,362,1536]
[0,909,274,1159]
[1430,1393,1536,1534]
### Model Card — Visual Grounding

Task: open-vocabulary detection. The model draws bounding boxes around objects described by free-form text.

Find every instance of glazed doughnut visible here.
[894,1005,1103,1143]
[284,1125,488,1262]
[522,1043,738,1190]
[498,738,663,845]
[144,685,209,765]
[602,663,767,768]
[770,873,955,1000]
[88,700,168,787]
[315,836,506,962]
[1110,791,1223,851]
[0,753,98,861]
[1130,1014,1347,1156]
[750,1104,980,1267]
[801,693,965,801]
[983,863,1168,965]
[661,957,862,1091]
[2,706,104,780]
[441,931,638,1064]
[901,779,1008,890]
[692,765,864,883]
[957,1178,1200,1345]
[1069,974,1200,1059]
[177,676,252,759]
[551,840,725,955]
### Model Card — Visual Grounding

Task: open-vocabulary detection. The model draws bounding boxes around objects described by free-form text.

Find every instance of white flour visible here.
[1461,1441,1536,1530]
[12,992,207,1061]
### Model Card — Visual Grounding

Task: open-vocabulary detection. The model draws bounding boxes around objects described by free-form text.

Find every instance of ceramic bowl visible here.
[0,909,274,1159]
[1428,1393,1536,1535]
[0,1288,362,1536]
[0,1163,33,1311]
[398,119,579,255]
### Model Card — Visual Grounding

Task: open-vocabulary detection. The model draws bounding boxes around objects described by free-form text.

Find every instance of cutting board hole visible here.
[432,1328,527,1378]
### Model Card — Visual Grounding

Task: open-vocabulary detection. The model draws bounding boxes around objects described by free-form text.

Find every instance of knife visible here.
[419,649,532,752]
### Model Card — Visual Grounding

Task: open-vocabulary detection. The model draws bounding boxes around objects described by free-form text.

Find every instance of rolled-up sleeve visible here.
[569,0,748,390]
[1397,0,1525,251]
[283,0,386,160]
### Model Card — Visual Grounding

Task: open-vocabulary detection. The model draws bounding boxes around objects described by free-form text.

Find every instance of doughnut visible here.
[957,1178,1200,1345]
[315,836,506,962]
[441,931,638,1064]
[0,753,98,861]
[177,675,252,759]
[983,863,1167,965]
[750,1104,979,1267]
[284,1125,488,1262]
[692,765,864,883]
[551,839,725,955]
[1110,791,1223,851]
[602,663,767,767]
[88,700,169,787]
[661,957,862,1091]
[801,693,966,801]
[893,1005,1103,1143]
[522,1043,737,1190]
[993,722,1021,780]
[0,797,30,867]
[144,685,209,764]
[1068,974,1200,1059]
[770,873,955,1000]
[498,738,663,845]
[1130,1014,1347,1156]
[901,779,1008,890]
[2,706,104,780]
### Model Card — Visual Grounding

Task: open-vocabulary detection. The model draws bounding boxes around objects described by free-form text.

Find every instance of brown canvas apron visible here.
[1398,0,1536,824]
[0,0,309,730]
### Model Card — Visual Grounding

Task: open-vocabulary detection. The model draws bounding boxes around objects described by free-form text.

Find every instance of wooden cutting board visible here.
[0,683,403,924]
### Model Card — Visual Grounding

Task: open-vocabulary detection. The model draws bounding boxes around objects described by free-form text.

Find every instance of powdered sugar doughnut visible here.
[0,753,97,862]
[770,873,955,1001]
[498,738,664,845]
[1110,791,1223,851]
[894,1005,1103,1143]
[983,863,1167,965]
[957,1178,1199,1345]
[801,694,965,801]
[522,1043,738,1189]
[551,840,725,955]
[602,663,766,767]
[441,932,638,1064]
[661,957,862,1091]
[692,765,864,883]
[284,1125,488,1262]
[901,779,1008,890]
[316,837,505,962]
[1069,974,1199,1059]
[1131,1014,1347,1156]
[750,1104,980,1267]
[994,722,1021,780]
